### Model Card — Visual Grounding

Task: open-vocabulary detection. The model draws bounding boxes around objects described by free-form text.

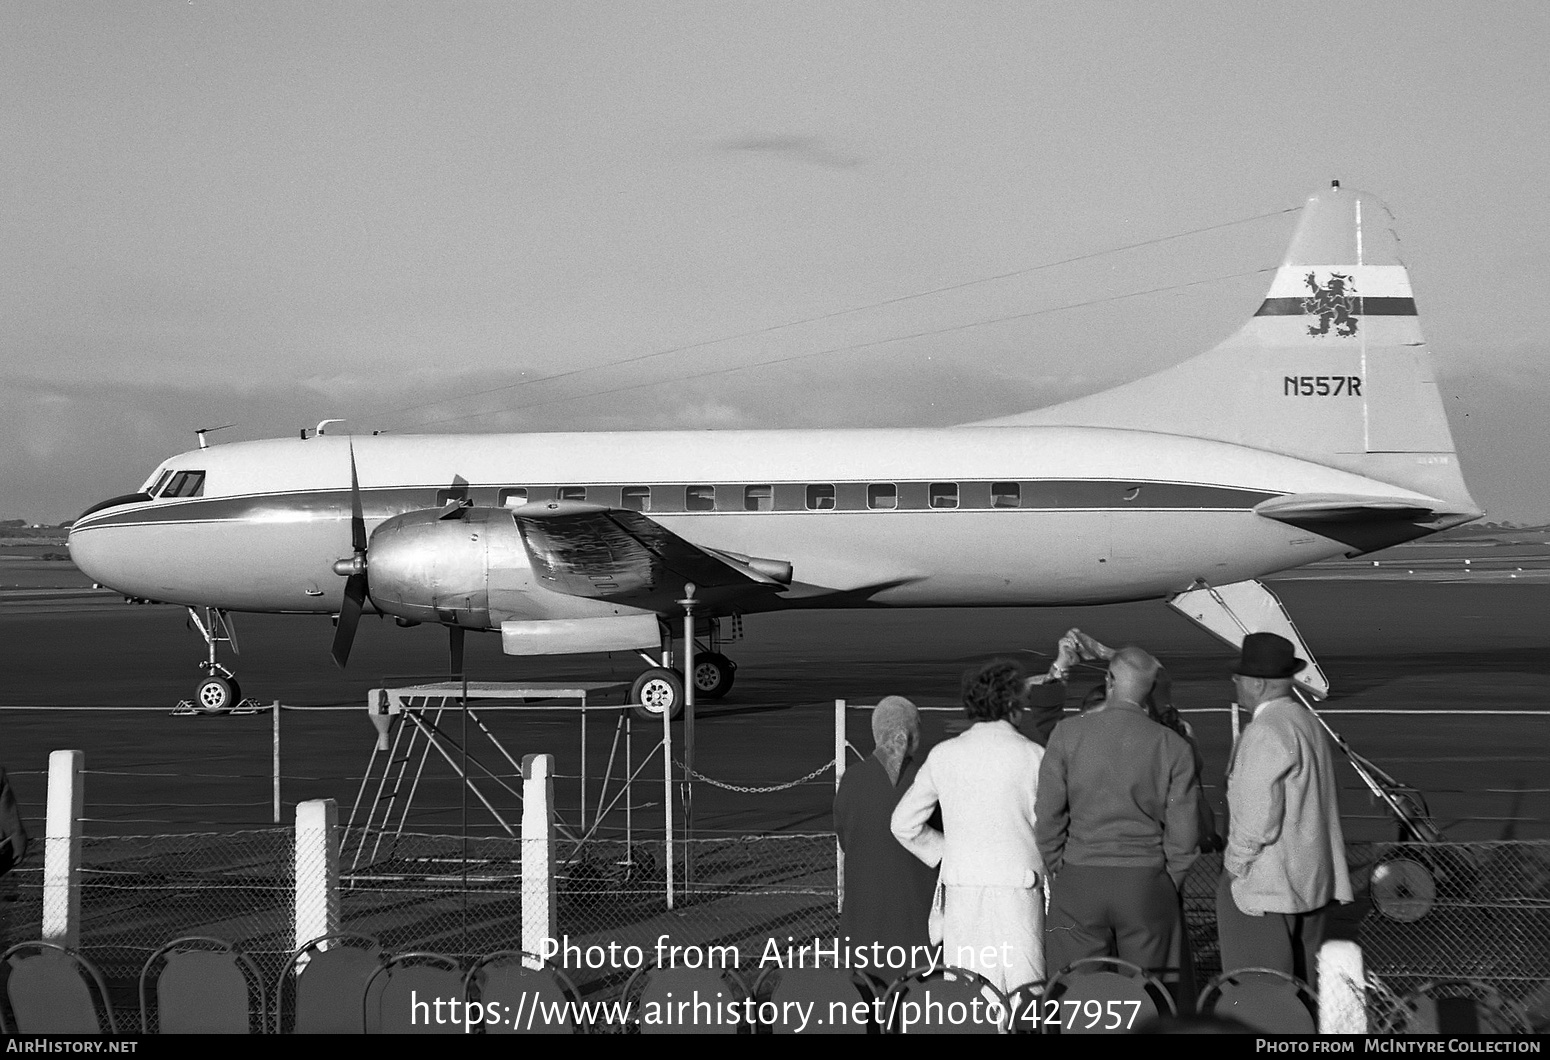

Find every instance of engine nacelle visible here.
[367,507,643,629]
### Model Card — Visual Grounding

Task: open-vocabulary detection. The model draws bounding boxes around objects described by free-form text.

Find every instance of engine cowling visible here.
[367,506,640,628]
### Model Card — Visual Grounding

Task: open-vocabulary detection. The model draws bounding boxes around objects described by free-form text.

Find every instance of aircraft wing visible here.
[512,501,790,612]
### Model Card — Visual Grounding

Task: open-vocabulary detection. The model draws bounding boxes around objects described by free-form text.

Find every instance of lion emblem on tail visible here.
[1302,272,1359,337]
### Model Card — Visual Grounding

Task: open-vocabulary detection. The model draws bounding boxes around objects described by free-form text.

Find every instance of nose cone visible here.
[68,493,154,593]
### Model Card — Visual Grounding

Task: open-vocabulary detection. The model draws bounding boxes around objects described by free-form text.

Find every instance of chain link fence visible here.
[3,832,1547,1031]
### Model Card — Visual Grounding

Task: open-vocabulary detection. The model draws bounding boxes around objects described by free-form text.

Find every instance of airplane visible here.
[67,182,1481,716]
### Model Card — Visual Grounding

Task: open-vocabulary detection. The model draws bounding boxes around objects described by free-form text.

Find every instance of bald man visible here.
[1035,647,1202,979]
[834,696,939,977]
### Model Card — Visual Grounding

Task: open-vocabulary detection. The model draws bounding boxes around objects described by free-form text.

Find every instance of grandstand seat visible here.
[466,950,585,1035]
[139,936,265,1034]
[1196,967,1317,1034]
[751,964,878,1033]
[622,963,751,1034]
[0,942,117,1034]
[1377,979,1533,1035]
[365,951,465,1034]
[273,932,384,1034]
[1004,979,1044,1034]
[1042,957,1175,1034]
[881,965,1008,1034]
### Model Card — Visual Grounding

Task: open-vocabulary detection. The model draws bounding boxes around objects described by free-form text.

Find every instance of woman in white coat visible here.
[890,660,1046,993]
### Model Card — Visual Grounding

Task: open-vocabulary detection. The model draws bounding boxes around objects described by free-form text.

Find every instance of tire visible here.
[1370,857,1436,922]
[195,675,241,714]
[630,668,684,722]
[690,652,736,700]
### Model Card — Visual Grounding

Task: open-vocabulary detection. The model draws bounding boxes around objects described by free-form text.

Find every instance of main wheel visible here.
[690,652,736,700]
[195,675,241,714]
[630,668,684,722]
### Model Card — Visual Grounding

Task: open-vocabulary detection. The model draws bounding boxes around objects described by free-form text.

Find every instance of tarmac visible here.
[1,541,1547,844]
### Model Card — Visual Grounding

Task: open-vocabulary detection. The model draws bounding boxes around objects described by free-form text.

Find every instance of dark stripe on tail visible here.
[1255,296,1417,317]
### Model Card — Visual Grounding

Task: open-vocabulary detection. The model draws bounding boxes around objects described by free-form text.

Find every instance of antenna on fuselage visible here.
[315,419,347,436]
[194,424,236,449]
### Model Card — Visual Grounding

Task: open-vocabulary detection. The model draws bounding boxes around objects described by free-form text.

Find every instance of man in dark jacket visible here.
[1035,647,1201,978]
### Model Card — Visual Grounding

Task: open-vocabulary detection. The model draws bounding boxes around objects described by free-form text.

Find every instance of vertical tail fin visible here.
[978,183,1480,516]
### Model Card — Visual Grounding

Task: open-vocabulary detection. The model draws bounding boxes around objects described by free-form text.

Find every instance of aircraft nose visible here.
[68,492,153,594]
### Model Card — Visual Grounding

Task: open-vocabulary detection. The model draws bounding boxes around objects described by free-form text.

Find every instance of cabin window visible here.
[744,484,773,512]
[558,486,587,502]
[163,471,206,498]
[867,483,898,510]
[435,488,469,507]
[806,484,836,511]
[498,488,528,507]
[929,482,959,509]
[685,485,716,512]
[992,482,1020,508]
[621,485,650,512]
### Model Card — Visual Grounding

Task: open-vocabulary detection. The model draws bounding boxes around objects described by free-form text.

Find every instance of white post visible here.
[834,700,847,912]
[662,678,675,911]
[521,753,556,968]
[272,701,282,825]
[1318,939,1368,1034]
[42,750,84,949]
[294,799,340,952]
[680,586,695,888]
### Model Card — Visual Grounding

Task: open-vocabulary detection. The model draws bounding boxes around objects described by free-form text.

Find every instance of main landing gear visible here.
[629,617,739,722]
[181,606,247,714]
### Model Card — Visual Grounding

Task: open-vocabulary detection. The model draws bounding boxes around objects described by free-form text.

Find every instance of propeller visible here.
[330,442,369,667]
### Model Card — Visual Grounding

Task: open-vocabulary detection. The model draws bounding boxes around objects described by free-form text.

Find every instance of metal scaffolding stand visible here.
[342,681,657,877]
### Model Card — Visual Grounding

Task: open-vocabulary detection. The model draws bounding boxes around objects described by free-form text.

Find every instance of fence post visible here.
[1318,939,1368,1033]
[294,799,340,952]
[272,701,282,825]
[834,699,846,913]
[522,753,556,969]
[42,749,84,949]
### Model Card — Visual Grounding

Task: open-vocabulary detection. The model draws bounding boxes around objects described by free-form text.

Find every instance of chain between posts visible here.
[673,758,834,793]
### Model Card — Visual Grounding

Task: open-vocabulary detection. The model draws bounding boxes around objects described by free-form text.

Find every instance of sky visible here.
[3,2,1548,524]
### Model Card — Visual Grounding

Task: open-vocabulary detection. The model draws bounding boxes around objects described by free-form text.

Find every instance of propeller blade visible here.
[331,573,367,668]
[449,625,465,678]
[347,441,367,556]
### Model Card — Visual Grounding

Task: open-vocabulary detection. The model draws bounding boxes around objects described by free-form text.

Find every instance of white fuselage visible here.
[67,425,1439,617]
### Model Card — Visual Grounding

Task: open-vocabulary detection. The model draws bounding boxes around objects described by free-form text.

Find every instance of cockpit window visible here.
[147,470,174,497]
[162,471,206,498]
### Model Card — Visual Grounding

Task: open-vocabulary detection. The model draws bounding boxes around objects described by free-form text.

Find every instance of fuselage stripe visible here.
[71,479,1282,531]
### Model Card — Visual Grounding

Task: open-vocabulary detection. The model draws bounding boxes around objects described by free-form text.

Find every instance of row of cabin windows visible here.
[447,481,1028,512]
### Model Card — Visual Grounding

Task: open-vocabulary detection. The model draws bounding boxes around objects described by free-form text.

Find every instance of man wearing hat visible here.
[1218,632,1352,988]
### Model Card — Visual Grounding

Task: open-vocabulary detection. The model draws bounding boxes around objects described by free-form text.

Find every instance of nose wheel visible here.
[194,670,243,714]
[179,607,250,715]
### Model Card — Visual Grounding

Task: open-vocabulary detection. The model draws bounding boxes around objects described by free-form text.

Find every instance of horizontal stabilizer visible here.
[1252,493,1438,523]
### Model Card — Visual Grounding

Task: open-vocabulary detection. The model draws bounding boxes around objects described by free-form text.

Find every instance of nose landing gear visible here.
[174,607,254,715]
